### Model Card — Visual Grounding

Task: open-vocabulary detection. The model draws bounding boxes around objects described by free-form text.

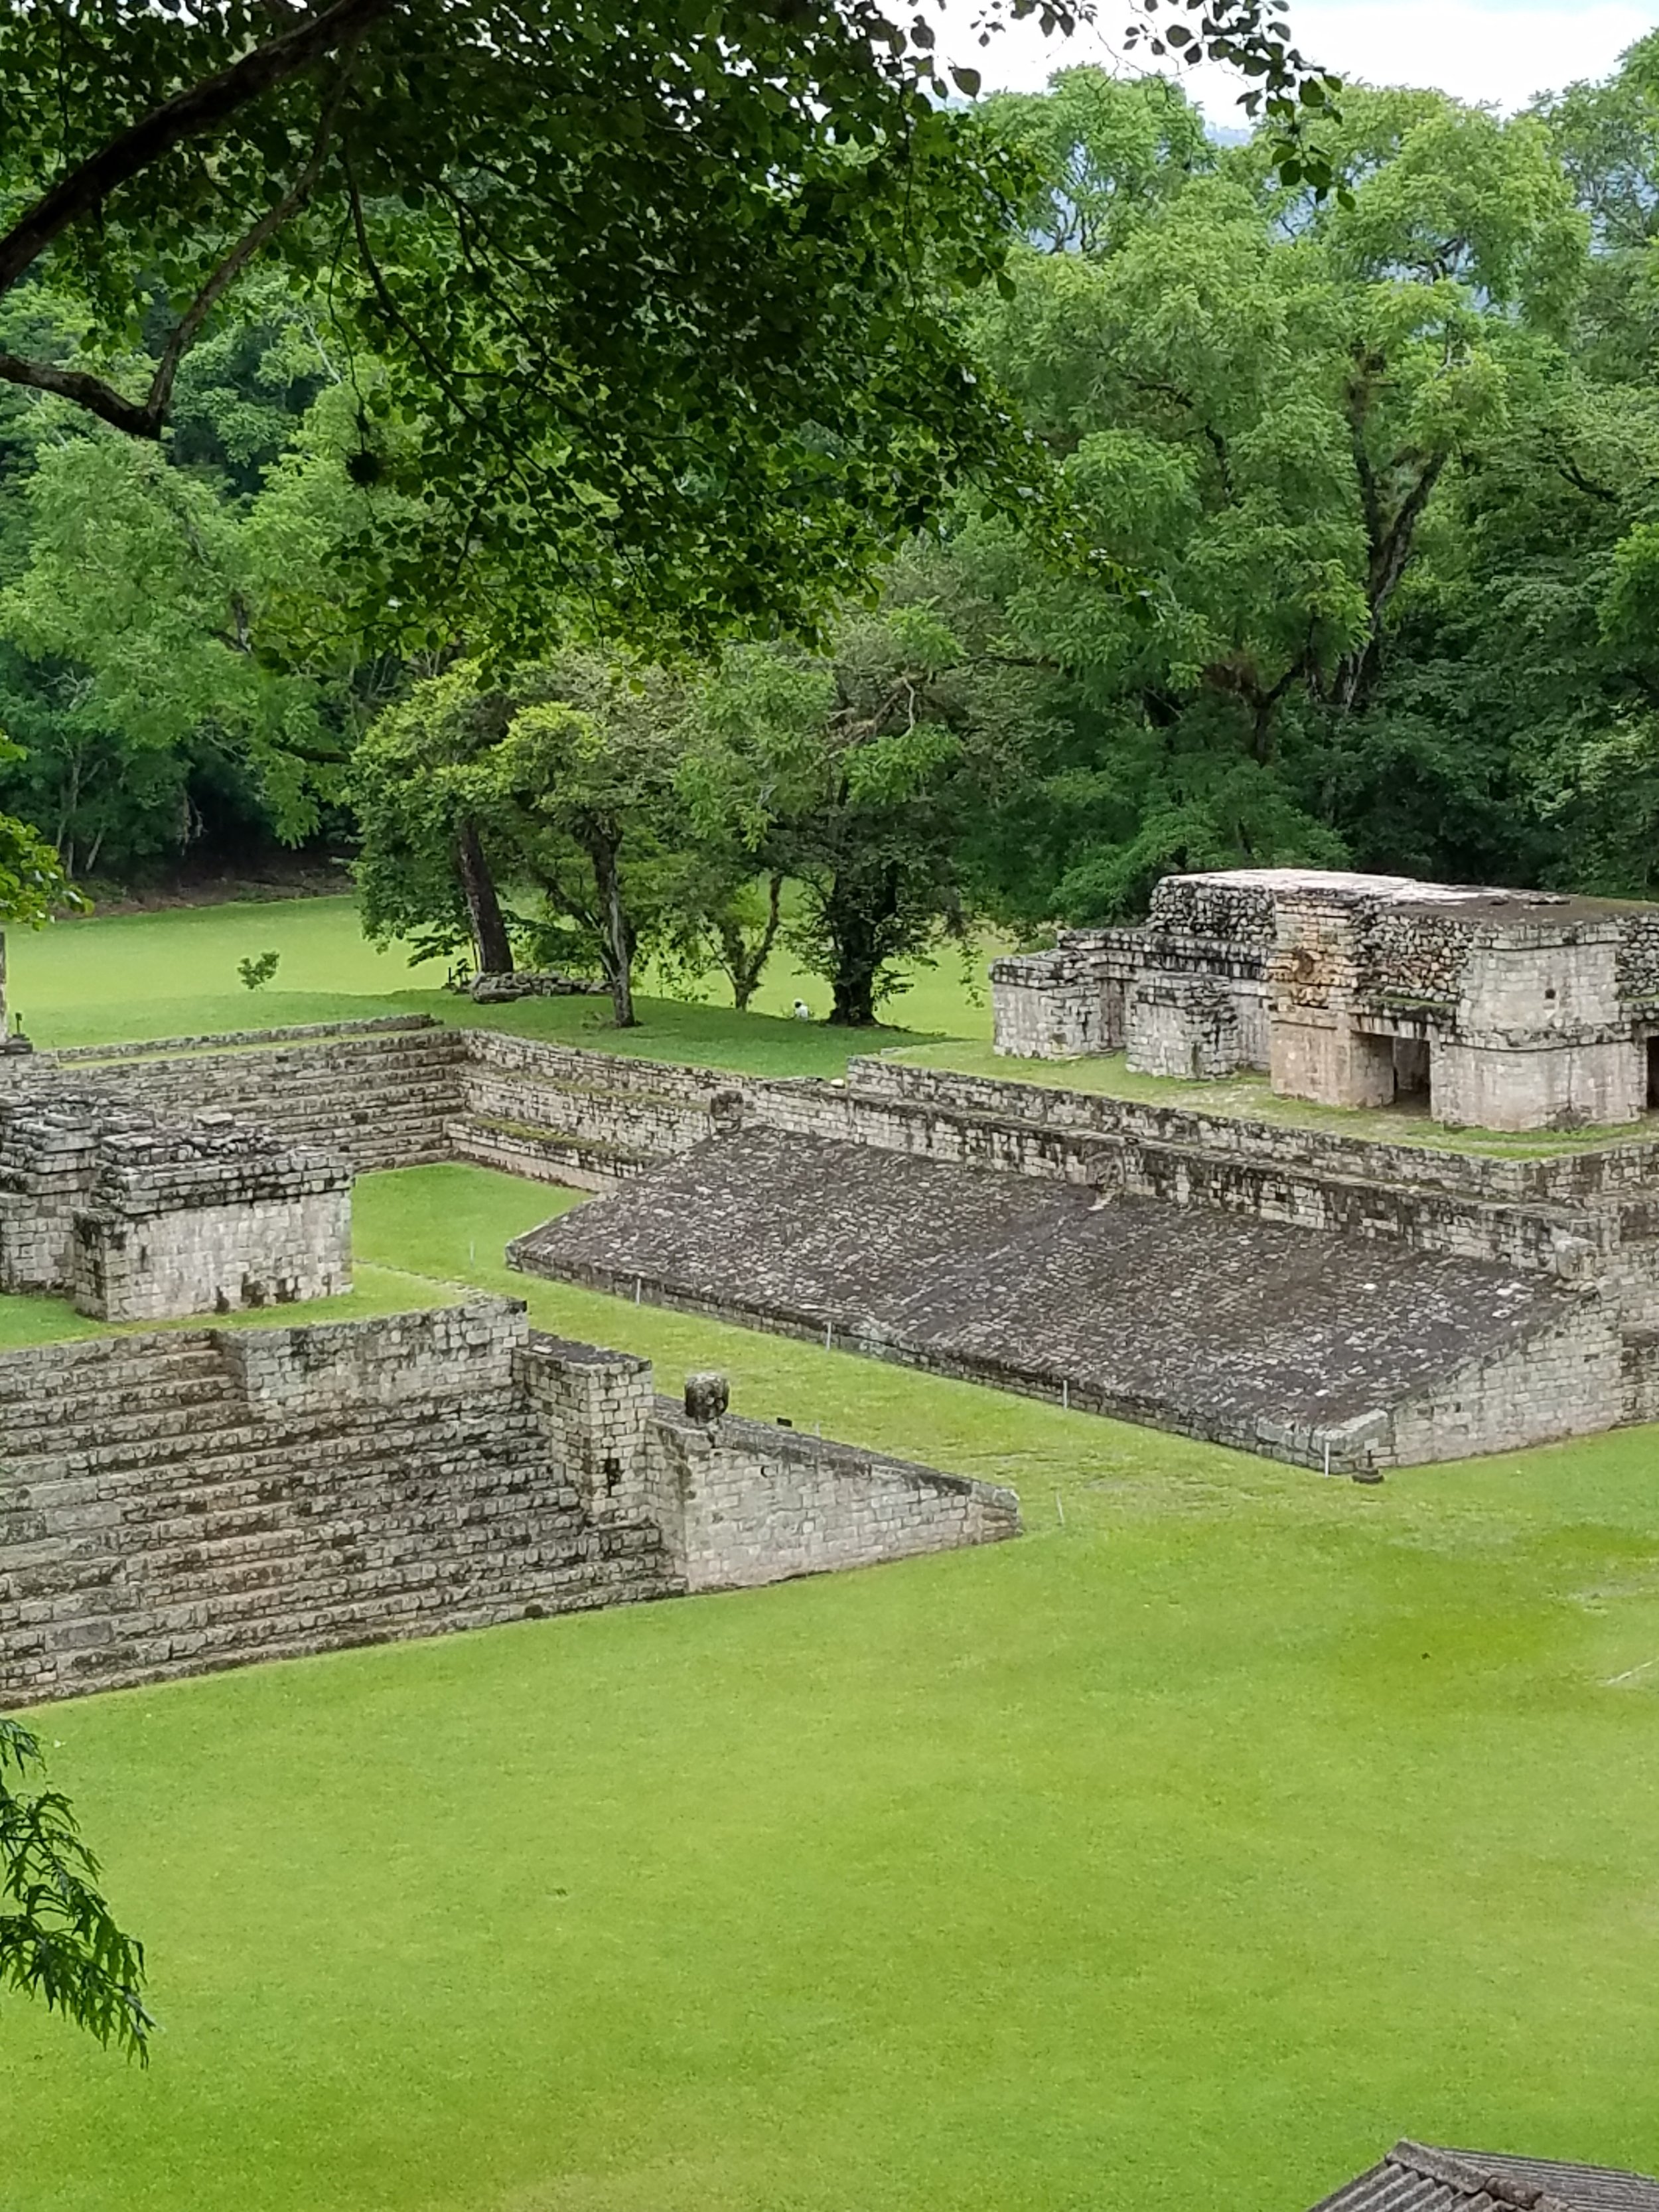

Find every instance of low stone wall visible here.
[459,1029,747,1168]
[833,1058,1659,1203]
[656,1402,1018,1592]
[0,1300,1017,1702]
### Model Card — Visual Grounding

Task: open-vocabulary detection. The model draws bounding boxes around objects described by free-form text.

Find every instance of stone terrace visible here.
[508,1129,1613,1471]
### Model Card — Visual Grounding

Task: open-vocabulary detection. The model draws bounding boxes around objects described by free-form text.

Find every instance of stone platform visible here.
[508,1130,1619,1472]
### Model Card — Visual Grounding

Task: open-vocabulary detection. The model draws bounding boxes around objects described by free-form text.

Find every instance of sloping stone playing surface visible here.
[509,1130,1575,1450]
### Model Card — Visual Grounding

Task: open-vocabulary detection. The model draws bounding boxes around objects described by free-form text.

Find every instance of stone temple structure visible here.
[0,1089,351,1323]
[990,868,1659,1133]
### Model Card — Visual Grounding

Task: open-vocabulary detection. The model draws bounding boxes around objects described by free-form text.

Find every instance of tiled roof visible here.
[1310,2142,1659,2212]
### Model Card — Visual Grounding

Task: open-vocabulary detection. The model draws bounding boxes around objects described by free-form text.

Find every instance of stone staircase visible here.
[451,1034,747,1189]
[40,1020,468,1173]
[0,1327,674,1701]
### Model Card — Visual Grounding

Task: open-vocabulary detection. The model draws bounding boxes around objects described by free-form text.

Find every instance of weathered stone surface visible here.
[0,1091,351,1321]
[509,1128,1617,1471]
[3,1007,1654,1471]
[684,1370,730,1424]
[0,1300,1017,1702]
[654,1400,1017,1593]
[991,867,1659,1133]
[469,971,608,1002]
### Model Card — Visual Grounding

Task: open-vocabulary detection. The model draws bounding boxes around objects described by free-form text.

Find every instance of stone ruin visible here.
[0,1090,351,1323]
[0,960,1019,1701]
[990,867,1659,1132]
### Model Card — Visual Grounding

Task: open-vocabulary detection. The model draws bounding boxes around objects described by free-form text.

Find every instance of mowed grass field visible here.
[5,904,1659,2209]
[2,892,989,1072]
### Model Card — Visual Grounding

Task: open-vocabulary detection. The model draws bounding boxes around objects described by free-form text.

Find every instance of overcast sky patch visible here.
[936,0,1656,119]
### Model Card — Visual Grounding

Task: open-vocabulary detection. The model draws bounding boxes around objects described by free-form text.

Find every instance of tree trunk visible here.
[723,873,783,1012]
[588,824,636,1028]
[830,966,877,1026]
[454,819,514,974]
[824,867,894,1027]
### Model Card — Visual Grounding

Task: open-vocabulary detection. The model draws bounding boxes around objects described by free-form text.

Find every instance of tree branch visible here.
[0,0,396,300]
[0,352,157,435]
[143,58,358,431]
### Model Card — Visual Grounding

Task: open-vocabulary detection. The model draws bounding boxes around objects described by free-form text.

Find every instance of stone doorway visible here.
[1394,1037,1431,1100]
[1647,1035,1659,1109]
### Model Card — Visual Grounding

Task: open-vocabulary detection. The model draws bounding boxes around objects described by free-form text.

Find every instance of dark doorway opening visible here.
[1394,1037,1431,1100]
[1647,1036,1659,1108]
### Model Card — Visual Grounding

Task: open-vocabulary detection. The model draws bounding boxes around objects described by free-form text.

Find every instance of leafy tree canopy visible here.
[952,73,1597,919]
[0,0,1336,654]
[0,738,77,922]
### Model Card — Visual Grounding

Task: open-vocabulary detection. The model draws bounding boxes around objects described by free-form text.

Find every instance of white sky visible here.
[936,0,1658,119]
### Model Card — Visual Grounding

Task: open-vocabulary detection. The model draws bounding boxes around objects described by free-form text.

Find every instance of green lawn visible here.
[3,1163,1659,2209]
[5,893,990,1075]
[8,913,1659,2209]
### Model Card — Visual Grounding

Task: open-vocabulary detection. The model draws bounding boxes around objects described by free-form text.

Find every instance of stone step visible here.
[0,1395,538,1493]
[0,1375,240,1451]
[1,1557,684,1697]
[446,1116,656,1190]
[0,1344,229,1409]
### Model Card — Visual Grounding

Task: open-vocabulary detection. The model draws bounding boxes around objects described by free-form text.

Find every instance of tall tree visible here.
[952,75,1589,920]
[354,655,686,1023]
[686,573,1023,1025]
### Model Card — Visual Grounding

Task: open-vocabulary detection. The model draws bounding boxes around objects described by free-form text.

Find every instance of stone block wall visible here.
[0,1301,1019,1702]
[1433,1037,1646,1134]
[2,1018,470,1171]
[220,1300,513,1414]
[0,1094,148,1292]
[653,1401,1019,1592]
[989,936,1126,1059]
[0,1091,352,1322]
[460,1029,747,1159]
[1146,873,1279,947]
[1359,1297,1623,1470]
[1126,972,1263,1078]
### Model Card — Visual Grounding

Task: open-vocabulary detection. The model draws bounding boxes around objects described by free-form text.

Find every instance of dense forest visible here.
[5,42,1659,1017]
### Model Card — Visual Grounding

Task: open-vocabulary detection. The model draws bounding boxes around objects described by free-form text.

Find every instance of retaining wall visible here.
[754,1060,1659,1288]
[0,1299,1017,1702]
[0,1019,468,1171]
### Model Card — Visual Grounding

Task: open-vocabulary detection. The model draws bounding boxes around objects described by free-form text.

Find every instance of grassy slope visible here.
[5,908,1659,2205]
[2,1163,1659,2210]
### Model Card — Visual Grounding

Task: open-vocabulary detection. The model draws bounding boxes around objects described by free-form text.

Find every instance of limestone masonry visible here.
[9,986,1659,1478]
[990,868,1659,1133]
[508,1127,1613,1474]
[0,1298,1017,1702]
[0,1089,350,1322]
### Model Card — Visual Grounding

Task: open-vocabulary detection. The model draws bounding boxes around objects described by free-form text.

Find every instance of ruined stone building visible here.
[990,869,1659,1133]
